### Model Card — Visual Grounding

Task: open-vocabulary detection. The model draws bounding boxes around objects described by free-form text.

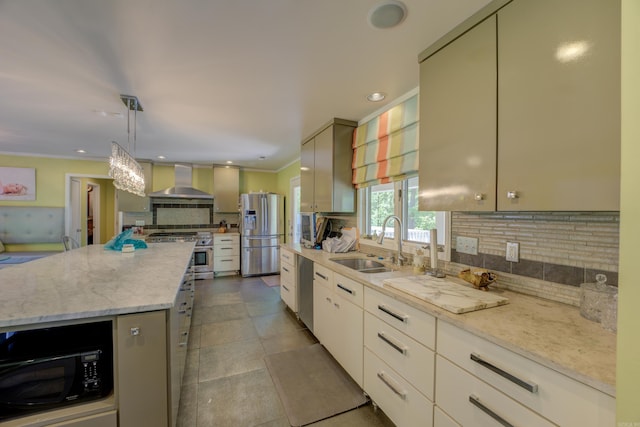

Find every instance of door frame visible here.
[289,175,301,244]
[87,181,101,244]
[65,173,111,244]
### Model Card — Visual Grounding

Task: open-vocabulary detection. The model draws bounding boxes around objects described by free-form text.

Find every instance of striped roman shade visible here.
[352,94,419,188]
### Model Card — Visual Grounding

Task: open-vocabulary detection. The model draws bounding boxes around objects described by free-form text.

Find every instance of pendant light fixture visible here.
[109,95,145,197]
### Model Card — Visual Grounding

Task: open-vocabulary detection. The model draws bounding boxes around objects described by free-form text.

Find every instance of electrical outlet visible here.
[506,242,519,262]
[456,236,478,255]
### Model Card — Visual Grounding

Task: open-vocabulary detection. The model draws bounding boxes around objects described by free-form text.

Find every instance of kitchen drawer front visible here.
[313,263,334,290]
[364,287,436,350]
[433,407,461,427]
[334,273,364,308]
[47,410,118,427]
[213,234,239,245]
[364,349,433,427]
[213,256,240,271]
[364,312,434,401]
[214,244,239,257]
[436,355,555,427]
[280,248,296,268]
[280,278,297,311]
[280,261,296,287]
[438,321,615,427]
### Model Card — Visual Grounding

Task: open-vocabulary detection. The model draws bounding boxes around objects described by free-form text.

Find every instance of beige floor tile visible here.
[183,349,200,386]
[260,328,318,355]
[307,405,395,427]
[196,291,243,307]
[199,338,266,382]
[196,369,285,427]
[252,311,305,340]
[200,318,259,347]
[245,298,287,318]
[188,324,201,350]
[192,302,248,326]
[176,382,198,427]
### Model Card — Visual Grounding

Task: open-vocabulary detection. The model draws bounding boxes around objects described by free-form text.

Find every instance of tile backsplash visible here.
[447,211,619,306]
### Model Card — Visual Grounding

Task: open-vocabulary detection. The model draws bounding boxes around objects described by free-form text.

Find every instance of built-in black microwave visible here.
[0,320,113,421]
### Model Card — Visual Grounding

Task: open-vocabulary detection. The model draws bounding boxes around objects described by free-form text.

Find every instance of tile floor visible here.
[176,275,395,427]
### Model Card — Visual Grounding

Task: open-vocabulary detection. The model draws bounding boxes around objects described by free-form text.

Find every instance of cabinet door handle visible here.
[377,332,407,355]
[315,272,328,281]
[377,304,408,323]
[282,284,290,292]
[336,283,353,295]
[282,266,290,273]
[470,353,538,393]
[376,371,406,400]
[469,395,514,427]
[474,193,485,201]
[506,191,519,199]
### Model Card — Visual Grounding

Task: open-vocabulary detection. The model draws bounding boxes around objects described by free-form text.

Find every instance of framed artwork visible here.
[0,167,36,201]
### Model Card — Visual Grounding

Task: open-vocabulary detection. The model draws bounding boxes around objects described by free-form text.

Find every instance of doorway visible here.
[289,176,301,244]
[65,174,114,246]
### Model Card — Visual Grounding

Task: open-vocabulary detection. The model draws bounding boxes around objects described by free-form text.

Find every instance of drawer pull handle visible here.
[377,304,408,323]
[377,371,406,400]
[282,284,290,292]
[469,395,514,427]
[282,266,290,273]
[377,332,407,355]
[220,247,233,250]
[315,272,328,281]
[337,283,353,295]
[470,353,538,393]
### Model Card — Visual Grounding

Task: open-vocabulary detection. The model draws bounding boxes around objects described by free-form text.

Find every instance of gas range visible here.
[147,231,213,246]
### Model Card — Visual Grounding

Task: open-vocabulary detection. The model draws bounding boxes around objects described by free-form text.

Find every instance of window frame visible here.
[358,177,451,261]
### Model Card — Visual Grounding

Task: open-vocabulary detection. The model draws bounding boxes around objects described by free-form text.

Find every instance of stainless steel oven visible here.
[147,231,214,280]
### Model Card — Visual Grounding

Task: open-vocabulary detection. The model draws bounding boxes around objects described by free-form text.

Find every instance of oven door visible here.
[192,247,213,273]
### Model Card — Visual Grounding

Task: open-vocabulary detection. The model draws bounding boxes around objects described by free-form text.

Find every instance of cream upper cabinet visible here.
[418,0,620,212]
[213,166,239,213]
[497,0,620,211]
[419,15,497,212]
[300,119,357,213]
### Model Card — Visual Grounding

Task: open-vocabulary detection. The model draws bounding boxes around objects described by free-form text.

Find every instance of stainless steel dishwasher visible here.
[297,255,314,333]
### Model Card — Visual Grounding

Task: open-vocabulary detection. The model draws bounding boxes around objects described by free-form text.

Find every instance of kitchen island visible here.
[0,243,195,427]
[285,243,616,427]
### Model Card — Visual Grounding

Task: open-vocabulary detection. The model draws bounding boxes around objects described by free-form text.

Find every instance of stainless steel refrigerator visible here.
[240,193,284,277]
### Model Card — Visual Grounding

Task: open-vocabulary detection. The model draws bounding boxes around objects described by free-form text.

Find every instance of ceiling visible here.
[0,0,491,171]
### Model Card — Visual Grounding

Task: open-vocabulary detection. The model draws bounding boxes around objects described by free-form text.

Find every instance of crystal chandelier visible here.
[109,95,145,197]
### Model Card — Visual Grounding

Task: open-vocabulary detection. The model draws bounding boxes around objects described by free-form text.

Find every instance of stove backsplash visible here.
[121,198,215,231]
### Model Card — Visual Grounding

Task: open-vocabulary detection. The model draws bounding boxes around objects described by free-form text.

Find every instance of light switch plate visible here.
[456,236,478,255]
[506,242,519,262]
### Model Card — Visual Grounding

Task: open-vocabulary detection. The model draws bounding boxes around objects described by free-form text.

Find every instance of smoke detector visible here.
[368,1,407,29]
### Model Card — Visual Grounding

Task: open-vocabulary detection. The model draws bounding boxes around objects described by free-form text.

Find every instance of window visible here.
[359,176,449,256]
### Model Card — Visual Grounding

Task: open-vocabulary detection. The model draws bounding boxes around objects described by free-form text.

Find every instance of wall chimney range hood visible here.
[149,163,214,199]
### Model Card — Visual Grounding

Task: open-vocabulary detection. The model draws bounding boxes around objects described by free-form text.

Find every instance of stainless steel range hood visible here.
[149,163,213,199]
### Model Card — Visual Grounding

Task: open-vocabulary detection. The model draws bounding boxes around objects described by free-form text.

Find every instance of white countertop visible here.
[0,242,195,329]
[284,243,616,397]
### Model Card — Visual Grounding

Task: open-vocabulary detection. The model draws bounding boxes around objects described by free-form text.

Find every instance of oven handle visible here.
[0,350,102,369]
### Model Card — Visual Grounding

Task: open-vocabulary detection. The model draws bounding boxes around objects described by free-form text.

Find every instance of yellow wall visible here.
[276,160,301,196]
[240,170,278,194]
[617,0,640,423]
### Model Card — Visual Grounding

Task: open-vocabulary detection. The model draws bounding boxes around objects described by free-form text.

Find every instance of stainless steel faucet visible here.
[377,215,406,266]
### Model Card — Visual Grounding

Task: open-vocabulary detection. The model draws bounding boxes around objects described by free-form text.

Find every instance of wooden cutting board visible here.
[383,275,509,314]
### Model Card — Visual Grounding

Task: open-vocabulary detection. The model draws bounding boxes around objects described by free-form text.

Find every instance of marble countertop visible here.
[0,242,195,329]
[283,243,616,397]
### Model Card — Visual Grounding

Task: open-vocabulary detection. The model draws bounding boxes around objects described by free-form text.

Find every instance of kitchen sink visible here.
[330,257,393,273]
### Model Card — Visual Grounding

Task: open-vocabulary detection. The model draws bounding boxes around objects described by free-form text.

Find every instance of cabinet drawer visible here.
[437,356,554,427]
[213,234,239,245]
[364,287,436,350]
[313,263,334,289]
[213,256,239,271]
[434,407,460,427]
[47,410,117,427]
[364,349,433,427]
[280,248,296,267]
[334,273,364,308]
[437,321,615,427]
[364,312,434,401]
[280,278,297,312]
[214,244,239,257]
[280,262,295,286]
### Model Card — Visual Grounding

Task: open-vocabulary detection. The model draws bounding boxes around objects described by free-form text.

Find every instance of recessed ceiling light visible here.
[368,1,407,29]
[367,92,386,102]
[75,149,86,154]
[157,155,166,160]
[226,160,233,164]
[259,156,266,161]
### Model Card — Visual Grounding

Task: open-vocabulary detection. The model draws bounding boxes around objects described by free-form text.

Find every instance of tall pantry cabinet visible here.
[418,0,620,212]
[300,118,357,213]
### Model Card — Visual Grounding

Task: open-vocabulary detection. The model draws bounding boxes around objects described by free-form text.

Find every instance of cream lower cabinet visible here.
[213,234,239,275]
[312,265,364,387]
[435,320,615,427]
[47,411,118,427]
[363,287,435,427]
[280,248,298,312]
